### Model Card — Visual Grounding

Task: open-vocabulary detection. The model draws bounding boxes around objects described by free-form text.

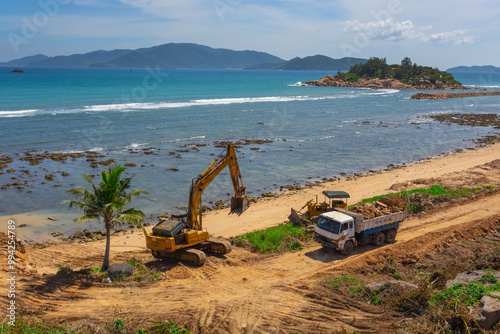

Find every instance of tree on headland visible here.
[62,165,148,271]
[401,57,412,68]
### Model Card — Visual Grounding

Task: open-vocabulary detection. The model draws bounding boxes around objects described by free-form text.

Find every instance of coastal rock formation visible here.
[302,74,465,90]
[411,91,500,100]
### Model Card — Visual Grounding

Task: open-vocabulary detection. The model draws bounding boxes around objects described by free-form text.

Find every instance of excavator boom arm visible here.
[187,145,248,229]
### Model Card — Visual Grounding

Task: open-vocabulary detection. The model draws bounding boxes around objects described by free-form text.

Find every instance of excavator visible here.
[142,145,250,265]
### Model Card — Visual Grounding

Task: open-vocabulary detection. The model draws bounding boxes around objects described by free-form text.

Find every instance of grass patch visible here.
[351,184,494,213]
[431,271,500,306]
[324,274,365,296]
[143,321,191,334]
[125,258,162,283]
[1,317,192,334]
[232,223,310,253]
[1,316,77,333]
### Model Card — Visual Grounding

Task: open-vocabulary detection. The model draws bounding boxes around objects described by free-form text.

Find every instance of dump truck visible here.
[313,208,406,255]
[142,145,249,265]
[289,190,350,226]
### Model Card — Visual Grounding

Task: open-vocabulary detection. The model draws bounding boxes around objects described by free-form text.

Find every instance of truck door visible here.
[341,221,355,239]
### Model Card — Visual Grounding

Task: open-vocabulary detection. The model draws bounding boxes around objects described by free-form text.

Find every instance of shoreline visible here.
[4,139,500,243]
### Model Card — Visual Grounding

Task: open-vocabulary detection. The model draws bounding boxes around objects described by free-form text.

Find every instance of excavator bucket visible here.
[231,195,250,214]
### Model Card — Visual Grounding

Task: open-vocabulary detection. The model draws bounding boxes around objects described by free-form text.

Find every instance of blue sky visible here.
[1,0,498,69]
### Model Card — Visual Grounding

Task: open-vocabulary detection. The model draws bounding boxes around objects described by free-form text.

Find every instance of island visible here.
[302,57,465,90]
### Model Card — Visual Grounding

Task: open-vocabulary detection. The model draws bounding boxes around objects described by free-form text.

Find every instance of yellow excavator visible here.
[143,145,250,265]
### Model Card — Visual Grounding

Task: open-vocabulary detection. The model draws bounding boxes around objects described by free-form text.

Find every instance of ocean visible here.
[1,67,499,239]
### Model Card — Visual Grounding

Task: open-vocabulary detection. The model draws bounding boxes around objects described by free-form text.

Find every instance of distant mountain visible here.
[30,49,132,67]
[90,43,284,69]
[0,54,48,66]
[447,65,500,72]
[1,43,284,69]
[248,55,368,71]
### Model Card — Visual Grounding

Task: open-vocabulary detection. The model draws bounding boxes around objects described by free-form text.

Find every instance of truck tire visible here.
[385,229,397,243]
[341,241,354,255]
[373,232,385,246]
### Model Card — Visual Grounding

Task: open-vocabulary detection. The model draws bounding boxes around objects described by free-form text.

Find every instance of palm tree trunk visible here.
[101,221,111,271]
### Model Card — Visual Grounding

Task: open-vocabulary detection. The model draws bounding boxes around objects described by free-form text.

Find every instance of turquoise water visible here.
[1,67,499,239]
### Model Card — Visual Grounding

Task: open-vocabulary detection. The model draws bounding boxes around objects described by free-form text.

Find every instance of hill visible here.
[0,54,48,66]
[447,65,500,72]
[249,55,367,70]
[90,43,284,69]
[1,43,284,69]
[31,49,132,67]
[304,57,464,90]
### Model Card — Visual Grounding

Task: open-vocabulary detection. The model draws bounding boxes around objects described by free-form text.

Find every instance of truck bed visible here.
[334,208,406,235]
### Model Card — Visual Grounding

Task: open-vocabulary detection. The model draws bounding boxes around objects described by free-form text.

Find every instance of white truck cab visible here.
[314,210,355,253]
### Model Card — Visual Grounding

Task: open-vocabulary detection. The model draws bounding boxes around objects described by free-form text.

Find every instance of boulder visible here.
[476,292,500,330]
[445,270,500,289]
[364,280,418,296]
[107,263,134,277]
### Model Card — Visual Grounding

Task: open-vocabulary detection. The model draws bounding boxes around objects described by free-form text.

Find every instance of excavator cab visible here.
[152,214,187,237]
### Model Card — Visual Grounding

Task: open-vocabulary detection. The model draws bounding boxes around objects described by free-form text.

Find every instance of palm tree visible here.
[62,164,148,271]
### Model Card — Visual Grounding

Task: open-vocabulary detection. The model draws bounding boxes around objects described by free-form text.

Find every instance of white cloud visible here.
[343,18,474,46]
[421,30,474,45]
[343,19,415,41]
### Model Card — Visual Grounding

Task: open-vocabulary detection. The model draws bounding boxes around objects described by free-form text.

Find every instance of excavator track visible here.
[151,248,207,266]
[203,239,232,255]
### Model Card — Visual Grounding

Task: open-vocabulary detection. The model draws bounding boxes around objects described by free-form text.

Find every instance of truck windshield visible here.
[317,216,341,234]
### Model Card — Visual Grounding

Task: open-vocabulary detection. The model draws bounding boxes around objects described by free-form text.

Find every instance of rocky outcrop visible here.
[302,74,465,90]
[475,292,500,330]
[411,91,500,100]
[446,270,500,329]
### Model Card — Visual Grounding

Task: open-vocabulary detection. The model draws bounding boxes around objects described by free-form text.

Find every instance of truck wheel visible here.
[385,229,397,243]
[373,232,385,246]
[341,241,354,255]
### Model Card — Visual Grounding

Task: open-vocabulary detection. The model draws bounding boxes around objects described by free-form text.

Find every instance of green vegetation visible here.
[351,184,494,213]
[110,320,126,333]
[145,321,191,334]
[62,164,148,271]
[232,223,311,253]
[126,258,163,282]
[0,318,192,334]
[0,317,77,334]
[431,271,500,306]
[324,274,365,296]
[339,57,462,86]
